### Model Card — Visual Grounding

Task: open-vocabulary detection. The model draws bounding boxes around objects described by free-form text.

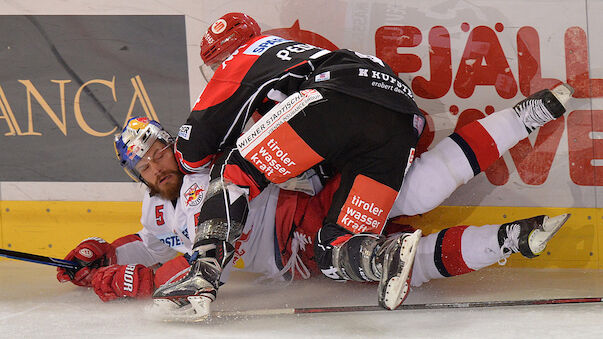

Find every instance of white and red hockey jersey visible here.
[114,172,209,267]
[112,171,310,283]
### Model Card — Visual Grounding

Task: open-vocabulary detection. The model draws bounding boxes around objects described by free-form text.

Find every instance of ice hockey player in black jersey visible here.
[169,11,426,314]
[150,12,576,320]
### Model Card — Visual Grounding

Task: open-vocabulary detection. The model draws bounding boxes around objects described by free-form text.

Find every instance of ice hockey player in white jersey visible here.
[56,79,573,318]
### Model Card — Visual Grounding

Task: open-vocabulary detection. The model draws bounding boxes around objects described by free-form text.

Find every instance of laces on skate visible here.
[513,83,574,133]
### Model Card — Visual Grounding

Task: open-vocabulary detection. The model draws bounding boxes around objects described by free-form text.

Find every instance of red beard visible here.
[148,170,184,201]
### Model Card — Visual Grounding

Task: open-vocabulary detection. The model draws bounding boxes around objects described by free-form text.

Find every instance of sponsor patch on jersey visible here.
[315,71,330,82]
[158,234,184,248]
[181,227,189,239]
[178,124,192,140]
[337,175,398,234]
[211,19,227,34]
[413,115,425,135]
[184,183,204,206]
[236,90,325,184]
[357,67,414,99]
[243,36,290,56]
[404,148,416,177]
[232,229,252,269]
[237,89,324,154]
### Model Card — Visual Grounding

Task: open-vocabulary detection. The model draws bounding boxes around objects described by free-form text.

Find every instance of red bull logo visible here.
[184,183,204,207]
[128,117,150,130]
[233,229,252,269]
[126,144,141,160]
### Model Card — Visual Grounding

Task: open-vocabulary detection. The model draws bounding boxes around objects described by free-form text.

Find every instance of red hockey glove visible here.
[92,264,154,302]
[56,237,117,287]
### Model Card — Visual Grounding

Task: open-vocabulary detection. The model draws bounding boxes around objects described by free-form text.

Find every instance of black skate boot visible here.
[514,83,574,133]
[377,229,422,310]
[321,227,422,310]
[150,256,222,321]
[498,214,571,259]
[149,238,234,321]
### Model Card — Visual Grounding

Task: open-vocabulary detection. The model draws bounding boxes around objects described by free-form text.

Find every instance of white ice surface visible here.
[1,261,602,338]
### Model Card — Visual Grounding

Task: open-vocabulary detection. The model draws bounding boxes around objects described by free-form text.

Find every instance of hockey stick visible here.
[211,297,603,317]
[0,248,80,270]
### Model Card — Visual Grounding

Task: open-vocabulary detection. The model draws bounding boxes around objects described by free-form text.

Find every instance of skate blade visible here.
[145,298,210,323]
[382,229,422,310]
[530,213,571,255]
[188,296,212,319]
[551,84,574,106]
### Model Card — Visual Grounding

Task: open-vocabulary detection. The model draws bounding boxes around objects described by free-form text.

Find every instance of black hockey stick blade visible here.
[211,297,603,318]
[0,248,80,270]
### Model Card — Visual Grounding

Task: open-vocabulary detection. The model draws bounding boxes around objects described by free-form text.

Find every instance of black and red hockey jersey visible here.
[175,34,423,173]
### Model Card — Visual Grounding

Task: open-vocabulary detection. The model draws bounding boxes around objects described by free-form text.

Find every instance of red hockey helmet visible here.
[200,12,261,67]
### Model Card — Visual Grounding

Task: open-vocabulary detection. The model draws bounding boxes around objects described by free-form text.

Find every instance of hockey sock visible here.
[411,224,504,286]
[449,107,528,179]
[473,107,529,156]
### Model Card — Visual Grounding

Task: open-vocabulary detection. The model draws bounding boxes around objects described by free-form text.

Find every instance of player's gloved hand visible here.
[56,237,117,287]
[91,264,154,302]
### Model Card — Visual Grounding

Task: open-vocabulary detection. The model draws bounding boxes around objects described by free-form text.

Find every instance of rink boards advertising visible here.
[0,1,601,269]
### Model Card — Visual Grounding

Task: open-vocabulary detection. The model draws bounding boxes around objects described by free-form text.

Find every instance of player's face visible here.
[136,140,183,200]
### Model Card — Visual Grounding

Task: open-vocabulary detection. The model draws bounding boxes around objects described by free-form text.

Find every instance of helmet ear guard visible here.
[114,117,174,183]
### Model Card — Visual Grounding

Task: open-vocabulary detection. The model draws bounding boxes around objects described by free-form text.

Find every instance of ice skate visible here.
[148,257,221,322]
[377,229,422,310]
[498,213,571,259]
[514,83,574,133]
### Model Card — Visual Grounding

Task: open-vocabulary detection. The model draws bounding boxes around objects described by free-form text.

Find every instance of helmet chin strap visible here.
[199,64,213,84]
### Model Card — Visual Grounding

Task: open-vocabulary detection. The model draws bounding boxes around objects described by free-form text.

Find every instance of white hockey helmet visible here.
[114,116,174,183]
